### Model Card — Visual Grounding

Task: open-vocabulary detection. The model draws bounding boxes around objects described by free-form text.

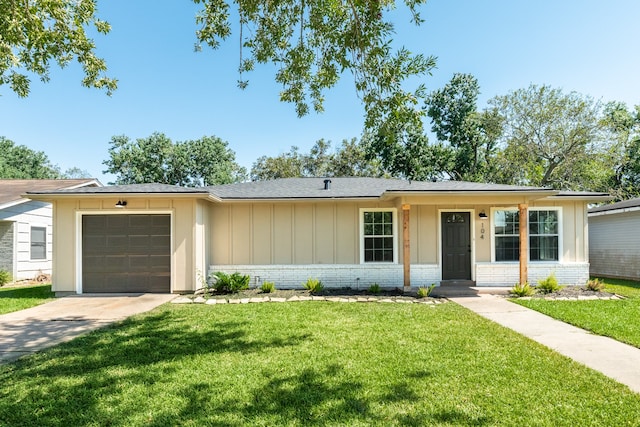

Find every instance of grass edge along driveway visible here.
[0,284,54,315]
[514,278,640,349]
[1,301,639,426]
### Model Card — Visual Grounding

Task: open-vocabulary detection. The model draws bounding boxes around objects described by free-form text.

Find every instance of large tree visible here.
[0,137,61,179]
[250,138,383,181]
[600,101,640,200]
[425,73,501,181]
[489,85,603,189]
[103,132,247,186]
[2,1,434,134]
[363,122,454,181]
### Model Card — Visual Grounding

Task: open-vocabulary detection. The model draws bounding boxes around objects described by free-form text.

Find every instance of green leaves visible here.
[0,0,117,97]
[0,137,61,179]
[194,0,434,130]
[103,132,247,186]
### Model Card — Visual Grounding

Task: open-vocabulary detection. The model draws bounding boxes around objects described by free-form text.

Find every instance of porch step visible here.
[431,286,511,297]
[439,280,476,287]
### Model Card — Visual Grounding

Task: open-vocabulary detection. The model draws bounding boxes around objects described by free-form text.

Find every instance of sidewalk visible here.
[450,294,640,394]
[0,293,175,363]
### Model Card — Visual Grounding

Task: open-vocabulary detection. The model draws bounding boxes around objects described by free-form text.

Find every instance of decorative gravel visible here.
[172,287,445,305]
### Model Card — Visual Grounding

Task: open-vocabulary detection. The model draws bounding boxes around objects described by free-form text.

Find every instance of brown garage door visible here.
[82,214,171,293]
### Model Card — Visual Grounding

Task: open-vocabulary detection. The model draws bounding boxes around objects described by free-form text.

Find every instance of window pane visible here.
[530,236,559,261]
[496,236,519,261]
[363,211,394,263]
[31,227,46,260]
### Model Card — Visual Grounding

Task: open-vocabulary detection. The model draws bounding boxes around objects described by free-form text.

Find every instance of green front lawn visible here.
[514,277,640,349]
[1,302,638,426]
[0,284,55,315]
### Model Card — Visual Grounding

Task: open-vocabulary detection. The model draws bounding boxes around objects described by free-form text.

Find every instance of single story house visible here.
[26,177,609,295]
[0,179,100,281]
[589,197,640,280]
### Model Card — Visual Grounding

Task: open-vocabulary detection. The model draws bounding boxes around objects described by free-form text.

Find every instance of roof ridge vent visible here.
[323,178,331,190]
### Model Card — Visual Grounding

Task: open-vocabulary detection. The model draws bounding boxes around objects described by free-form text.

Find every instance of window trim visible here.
[30,226,47,261]
[359,208,398,264]
[490,207,562,263]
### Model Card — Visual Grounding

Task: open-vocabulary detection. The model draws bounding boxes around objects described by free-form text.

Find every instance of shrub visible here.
[303,278,324,294]
[417,284,436,298]
[0,269,11,286]
[510,282,534,297]
[211,271,250,294]
[368,283,381,294]
[537,273,562,294]
[586,278,605,292]
[260,281,276,293]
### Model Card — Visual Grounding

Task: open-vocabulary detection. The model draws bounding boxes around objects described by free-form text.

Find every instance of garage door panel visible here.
[82,214,170,293]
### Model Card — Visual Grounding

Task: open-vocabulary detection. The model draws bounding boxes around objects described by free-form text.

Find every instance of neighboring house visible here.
[589,198,640,280]
[27,178,608,295]
[0,179,101,281]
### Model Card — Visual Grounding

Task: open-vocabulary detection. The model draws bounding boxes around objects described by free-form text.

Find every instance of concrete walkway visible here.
[0,293,175,363]
[450,294,640,394]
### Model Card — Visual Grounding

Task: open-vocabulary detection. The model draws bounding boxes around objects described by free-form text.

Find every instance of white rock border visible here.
[172,294,446,305]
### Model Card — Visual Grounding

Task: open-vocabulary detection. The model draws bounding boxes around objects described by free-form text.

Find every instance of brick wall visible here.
[0,222,14,275]
[208,264,441,289]
[475,262,590,286]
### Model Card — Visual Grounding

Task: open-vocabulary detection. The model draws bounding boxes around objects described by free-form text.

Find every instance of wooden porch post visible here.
[402,204,411,292]
[518,203,528,285]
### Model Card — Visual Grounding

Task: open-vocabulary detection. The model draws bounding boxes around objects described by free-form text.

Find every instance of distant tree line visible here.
[3,75,640,201]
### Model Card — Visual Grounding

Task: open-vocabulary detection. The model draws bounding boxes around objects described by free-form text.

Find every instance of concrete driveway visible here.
[0,294,175,364]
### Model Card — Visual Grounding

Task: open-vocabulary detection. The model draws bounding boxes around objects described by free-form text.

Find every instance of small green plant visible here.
[303,278,324,294]
[0,269,11,287]
[417,284,436,298]
[537,273,562,294]
[510,282,534,297]
[260,281,276,293]
[211,271,250,294]
[586,278,605,292]
[368,283,381,294]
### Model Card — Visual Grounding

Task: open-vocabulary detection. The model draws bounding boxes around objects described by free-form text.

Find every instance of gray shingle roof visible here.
[589,198,640,214]
[23,178,610,202]
[206,177,553,200]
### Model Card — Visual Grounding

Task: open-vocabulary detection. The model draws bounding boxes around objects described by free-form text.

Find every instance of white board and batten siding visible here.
[589,210,640,280]
[0,200,53,280]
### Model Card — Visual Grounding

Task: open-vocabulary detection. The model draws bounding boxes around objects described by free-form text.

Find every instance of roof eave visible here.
[380,189,559,200]
[26,192,212,202]
[540,194,612,202]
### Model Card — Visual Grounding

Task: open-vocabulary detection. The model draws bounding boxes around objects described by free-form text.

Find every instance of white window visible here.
[360,209,397,263]
[30,226,47,260]
[492,208,561,262]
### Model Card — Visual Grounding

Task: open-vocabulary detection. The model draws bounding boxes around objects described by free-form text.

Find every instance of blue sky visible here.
[1,0,639,184]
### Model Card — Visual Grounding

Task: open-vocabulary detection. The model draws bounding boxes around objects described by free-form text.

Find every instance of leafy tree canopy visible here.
[0,137,61,179]
[2,0,434,135]
[194,0,435,130]
[250,138,384,181]
[103,132,247,186]
[425,73,501,181]
[488,84,603,189]
[0,0,116,97]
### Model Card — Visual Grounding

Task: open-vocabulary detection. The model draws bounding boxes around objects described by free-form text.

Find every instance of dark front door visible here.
[82,214,171,293]
[441,212,471,280]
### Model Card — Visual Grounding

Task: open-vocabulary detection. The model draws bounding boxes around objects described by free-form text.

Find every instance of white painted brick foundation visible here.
[475,262,590,286]
[210,262,589,289]
[209,264,441,289]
